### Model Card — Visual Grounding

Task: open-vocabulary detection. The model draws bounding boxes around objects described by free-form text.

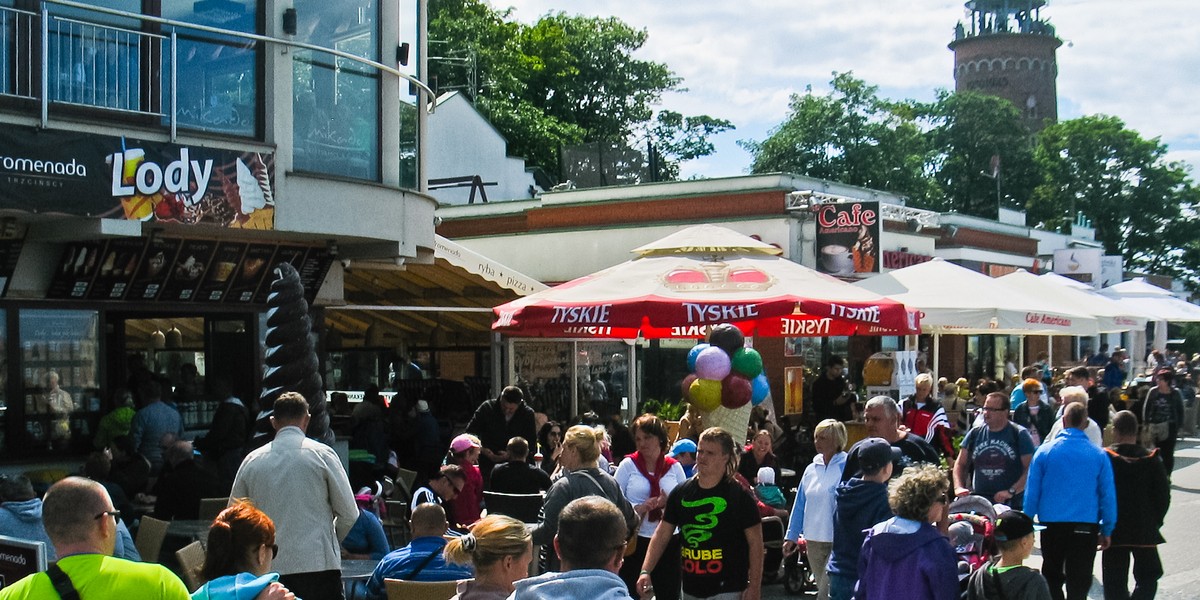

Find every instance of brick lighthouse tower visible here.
[949,1,1062,132]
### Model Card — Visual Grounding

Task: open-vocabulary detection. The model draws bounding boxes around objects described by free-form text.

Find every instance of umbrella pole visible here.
[627,342,637,421]
[933,333,940,391]
[571,341,579,419]
[1018,336,1026,376]
[1047,335,1053,378]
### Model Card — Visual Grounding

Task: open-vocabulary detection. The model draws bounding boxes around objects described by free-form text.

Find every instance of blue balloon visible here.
[687,343,711,372]
[751,373,770,405]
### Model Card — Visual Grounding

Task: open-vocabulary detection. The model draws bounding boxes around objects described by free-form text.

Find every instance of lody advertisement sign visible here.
[0,124,274,229]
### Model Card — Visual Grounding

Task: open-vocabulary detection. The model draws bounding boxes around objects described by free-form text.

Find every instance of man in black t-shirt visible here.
[843,396,941,482]
[812,356,854,422]
[489,437,551,494]
[660,473,761,597]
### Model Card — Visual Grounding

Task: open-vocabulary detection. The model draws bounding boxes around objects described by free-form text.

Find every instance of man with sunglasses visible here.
[0,476,189,599]
[953,392,1034,509]
[410,464,467,512]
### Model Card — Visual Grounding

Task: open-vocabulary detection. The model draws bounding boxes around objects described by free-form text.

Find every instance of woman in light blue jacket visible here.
[192,501,295,600]
[783,419,848,600]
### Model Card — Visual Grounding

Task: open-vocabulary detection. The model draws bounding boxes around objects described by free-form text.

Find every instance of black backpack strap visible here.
[402,547,443,580]
[46,564,81,600]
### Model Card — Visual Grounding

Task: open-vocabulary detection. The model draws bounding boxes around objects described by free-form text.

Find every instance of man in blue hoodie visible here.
[1024,403,1118,600]
[510,495,633,600]
[0,476,55,558]
[826,437,897,600]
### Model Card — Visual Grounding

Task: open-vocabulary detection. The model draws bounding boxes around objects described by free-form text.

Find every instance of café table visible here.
[341,559,379,600]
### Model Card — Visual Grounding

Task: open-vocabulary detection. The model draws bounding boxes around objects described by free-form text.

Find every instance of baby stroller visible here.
[781,544,817,596]
[947,495,997,591]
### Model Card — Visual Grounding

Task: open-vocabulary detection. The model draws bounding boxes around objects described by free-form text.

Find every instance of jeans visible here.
[828,572,857,600]
[1041,522,1099,600]
[1102,546,1163,600]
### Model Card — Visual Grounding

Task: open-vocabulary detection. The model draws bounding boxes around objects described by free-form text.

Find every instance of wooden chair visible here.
[198,497,229,522]
[135,516,170,563]
[481,491,543,524]
[175,540,206,592]
[384,578,466,600]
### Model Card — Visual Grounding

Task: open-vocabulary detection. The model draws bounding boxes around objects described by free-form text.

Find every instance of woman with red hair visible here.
[192,501,295,600]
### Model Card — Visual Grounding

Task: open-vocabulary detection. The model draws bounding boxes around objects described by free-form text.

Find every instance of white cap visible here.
[756,466,775,485]
[416,399,430,412]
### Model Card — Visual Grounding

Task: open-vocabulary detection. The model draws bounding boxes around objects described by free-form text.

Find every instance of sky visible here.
[497,0,1200,181]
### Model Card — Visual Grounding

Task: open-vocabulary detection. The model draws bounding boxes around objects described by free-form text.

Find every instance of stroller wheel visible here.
[783,551,816,595]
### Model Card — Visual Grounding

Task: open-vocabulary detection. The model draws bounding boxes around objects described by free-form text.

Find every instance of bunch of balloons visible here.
[682,323,770,412]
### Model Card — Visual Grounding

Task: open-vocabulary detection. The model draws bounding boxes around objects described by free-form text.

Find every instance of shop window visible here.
[14,310,100,457]
[292,0,380,181]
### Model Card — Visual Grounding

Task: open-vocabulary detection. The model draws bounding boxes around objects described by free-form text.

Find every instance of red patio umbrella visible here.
[493,225,917,338]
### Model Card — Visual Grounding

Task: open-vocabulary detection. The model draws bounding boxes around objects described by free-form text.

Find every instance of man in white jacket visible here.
[231,392,359,600]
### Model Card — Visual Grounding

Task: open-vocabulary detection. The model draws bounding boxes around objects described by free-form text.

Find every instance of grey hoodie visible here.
[508,569,633,600]
[966,562,1052,600]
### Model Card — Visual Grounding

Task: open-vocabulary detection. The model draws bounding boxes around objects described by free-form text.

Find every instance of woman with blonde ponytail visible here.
[637,427,764,600]
[530,424,638,572]
[444,514,532,599]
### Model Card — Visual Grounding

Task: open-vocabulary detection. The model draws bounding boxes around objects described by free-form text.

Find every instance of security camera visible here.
[341,258,351,270]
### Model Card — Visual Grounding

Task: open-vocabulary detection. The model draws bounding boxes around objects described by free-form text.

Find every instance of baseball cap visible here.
[993,510,1044,542]
[668,439,697,457]
[756,466,775,485]
[853,437,902,475]
[416,399,430,412]
[450,434,481,454]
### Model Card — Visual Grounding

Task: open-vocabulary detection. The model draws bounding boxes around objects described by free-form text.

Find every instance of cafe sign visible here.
[0,124,274,229]
[813,201,880,276]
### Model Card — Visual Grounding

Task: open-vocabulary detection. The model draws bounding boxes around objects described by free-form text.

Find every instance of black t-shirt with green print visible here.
[662,476,761,597]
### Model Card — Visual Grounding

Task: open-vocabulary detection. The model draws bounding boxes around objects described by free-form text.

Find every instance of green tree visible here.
[741,72,937,204]
[1029,115,1200,282]
[923,90,1038,218]
[428,0,730,180]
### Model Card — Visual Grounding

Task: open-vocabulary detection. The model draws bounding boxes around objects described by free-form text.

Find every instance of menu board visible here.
[195,242,248,303]
[298,247,333,301]
[0,239,23,297]
[46,241,107,299]
[126,237,182,301]
[253,246,310,304]
[88,238,147,300]
[225,244,277,304]
[159,239,219,302]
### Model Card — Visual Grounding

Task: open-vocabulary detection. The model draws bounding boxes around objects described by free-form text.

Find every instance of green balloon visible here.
[731,348,763,378]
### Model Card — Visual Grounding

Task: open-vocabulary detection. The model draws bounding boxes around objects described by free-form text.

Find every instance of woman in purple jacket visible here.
[856,464,958,600]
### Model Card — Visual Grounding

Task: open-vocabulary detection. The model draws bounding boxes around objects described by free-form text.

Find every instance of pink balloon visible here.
[721,374,752,409]
[694,346,732,380]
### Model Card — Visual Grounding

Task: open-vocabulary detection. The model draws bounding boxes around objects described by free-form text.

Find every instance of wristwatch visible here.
[1008,487,1017,495]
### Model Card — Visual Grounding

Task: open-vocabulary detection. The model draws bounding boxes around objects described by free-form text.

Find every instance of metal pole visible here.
[40,6,48,127]
[169,28,176,141]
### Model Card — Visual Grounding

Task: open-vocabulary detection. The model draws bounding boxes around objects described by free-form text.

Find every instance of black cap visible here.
[993,510,1043,542]
[854,437,902,475]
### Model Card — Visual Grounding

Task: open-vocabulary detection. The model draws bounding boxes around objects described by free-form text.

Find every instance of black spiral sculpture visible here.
[253,261,332,446]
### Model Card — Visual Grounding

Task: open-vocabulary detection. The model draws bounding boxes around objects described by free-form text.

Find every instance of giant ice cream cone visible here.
[705,401,753,446]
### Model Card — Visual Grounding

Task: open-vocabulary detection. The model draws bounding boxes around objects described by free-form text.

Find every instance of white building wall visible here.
[426,93,539,204]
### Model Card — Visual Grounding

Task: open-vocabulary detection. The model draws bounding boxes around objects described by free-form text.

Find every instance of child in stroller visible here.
[948,495,998,587]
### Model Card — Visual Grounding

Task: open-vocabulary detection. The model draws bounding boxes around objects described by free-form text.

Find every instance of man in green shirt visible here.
[0,477,190,600]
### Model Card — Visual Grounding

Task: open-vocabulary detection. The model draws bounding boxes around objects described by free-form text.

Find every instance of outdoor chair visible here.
[384,578,467,600]
[135,516,170,563]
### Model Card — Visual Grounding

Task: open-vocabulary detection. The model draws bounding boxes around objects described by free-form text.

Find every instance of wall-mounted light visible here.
[282,8,297,36]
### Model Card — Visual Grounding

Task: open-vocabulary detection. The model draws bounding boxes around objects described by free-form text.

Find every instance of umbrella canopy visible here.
[1099,278,1200,322]
[492,225,918,338]
[853,258,1100,335]
[1000,270,1148,332]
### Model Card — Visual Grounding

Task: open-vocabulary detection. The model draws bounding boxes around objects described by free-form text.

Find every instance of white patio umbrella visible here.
[1002,270,1149,333]
[1099,278,1200,322]
[855,258,1100,384]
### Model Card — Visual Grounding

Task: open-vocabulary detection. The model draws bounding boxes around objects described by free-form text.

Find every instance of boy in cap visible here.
[668,438,697,478]
[827,438,899,600]
[967,510,1051,600]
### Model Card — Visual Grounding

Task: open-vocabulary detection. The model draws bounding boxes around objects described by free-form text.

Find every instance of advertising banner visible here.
[0,124,274,229]
[1053,248,1102,285]
[813,201,880,276]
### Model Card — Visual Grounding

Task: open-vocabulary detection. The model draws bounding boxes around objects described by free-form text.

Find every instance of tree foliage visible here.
[1029,115,1200,280]
[741,73,936,204]
[427,0,731,180]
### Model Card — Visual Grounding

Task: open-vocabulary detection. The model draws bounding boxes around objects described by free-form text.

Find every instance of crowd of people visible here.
[0,342,1191,600]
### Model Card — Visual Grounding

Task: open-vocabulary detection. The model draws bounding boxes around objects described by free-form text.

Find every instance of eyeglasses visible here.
[269,544,279,559]
[94,510,121,521]
[982,407,1007,412]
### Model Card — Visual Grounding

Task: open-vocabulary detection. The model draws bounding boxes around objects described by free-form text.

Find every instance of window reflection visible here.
[292,0,380,181]
[163,0,259,136]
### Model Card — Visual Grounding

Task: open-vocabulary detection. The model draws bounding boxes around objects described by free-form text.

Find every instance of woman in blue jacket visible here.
[192,502,295,600]
[783,419,847,600]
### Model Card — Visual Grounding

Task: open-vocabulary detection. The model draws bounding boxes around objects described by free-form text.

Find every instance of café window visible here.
[292,0,381,181]
[14,310,101,457]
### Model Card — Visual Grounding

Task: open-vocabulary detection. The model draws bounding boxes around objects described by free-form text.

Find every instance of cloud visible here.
[500,0,1199,178]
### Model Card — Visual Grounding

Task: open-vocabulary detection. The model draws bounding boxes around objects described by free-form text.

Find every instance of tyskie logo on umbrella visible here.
[662,262,774,292]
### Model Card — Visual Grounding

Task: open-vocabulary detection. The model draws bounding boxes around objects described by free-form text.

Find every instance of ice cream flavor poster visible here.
[813,201,880,276]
